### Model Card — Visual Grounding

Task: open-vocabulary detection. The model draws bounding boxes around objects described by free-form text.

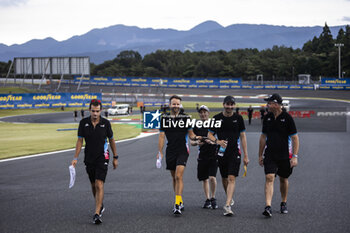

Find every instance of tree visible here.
[317,23,334,55]
[90,26,349,79]
[115,50,142,68]
[0,61,11,77]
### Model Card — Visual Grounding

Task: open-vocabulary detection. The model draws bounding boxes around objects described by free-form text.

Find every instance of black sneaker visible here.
[203,199,212,209]
[173,204,182,215]
[280,202,288,214]
[210,198,218,209]
[99,204,105,217]
[263,206,272,217]
[93,214,102,224]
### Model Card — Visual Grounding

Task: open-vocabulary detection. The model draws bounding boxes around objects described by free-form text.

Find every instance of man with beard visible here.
[71,99,118,224]
[207,95,249,216]
[259,94,299,217]
[157,95,201,216]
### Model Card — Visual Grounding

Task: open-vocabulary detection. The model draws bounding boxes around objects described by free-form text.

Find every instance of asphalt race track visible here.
[1,89,350,233]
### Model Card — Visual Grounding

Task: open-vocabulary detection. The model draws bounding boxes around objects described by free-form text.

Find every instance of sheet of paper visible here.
[69,165,76,188]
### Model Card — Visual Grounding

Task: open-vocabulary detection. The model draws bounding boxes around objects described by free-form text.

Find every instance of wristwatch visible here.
[113,155,119,159]
[292,154,298,158]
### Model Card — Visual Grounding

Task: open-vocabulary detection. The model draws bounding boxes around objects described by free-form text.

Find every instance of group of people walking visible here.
[71,93,299,224]
[157,93,299,217]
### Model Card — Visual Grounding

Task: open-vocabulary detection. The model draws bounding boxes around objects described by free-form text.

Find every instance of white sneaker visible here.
[180,202,184,211]
[231,199,235,206]
[223,205,234,216]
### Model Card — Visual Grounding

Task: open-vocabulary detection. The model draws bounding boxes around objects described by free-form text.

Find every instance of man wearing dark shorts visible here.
[260,106,266,123]
[259,93,299,217]
[247,105,253,125]
[71,99,118,224]
[208,96,249,216]
[190,105,218,209]
[157,95,200,216]
[81,108,85,118]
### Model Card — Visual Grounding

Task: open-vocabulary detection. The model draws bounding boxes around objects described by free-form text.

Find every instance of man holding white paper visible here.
[157,95,201,216]
[71,99,118,225]
[69,165,76,188]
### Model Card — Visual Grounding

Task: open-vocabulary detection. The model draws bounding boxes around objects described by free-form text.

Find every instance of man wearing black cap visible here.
[259,93,299,217]
[71,99,118,224]
[207,96,249,216]
[190,105,219,209]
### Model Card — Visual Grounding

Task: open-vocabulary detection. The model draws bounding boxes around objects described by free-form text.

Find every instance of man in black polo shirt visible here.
[208,96,249,216]
[247,105,253,125]
[190,105,218,209]
[71,99,118,224]
[260,106,266,123]
[259,93,299,217]
[158,95,200,216]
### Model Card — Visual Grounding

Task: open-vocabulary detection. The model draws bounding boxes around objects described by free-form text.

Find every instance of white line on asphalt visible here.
[0,132,158,163]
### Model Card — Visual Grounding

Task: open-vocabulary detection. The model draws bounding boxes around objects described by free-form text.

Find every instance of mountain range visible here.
[0,21,346,64]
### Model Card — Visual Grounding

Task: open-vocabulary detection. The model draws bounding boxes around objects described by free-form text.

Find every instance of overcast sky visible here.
[0,0,349,46]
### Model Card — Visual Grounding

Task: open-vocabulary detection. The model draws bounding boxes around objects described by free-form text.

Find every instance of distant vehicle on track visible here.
[282,100,290,110]
[107,104,130,115]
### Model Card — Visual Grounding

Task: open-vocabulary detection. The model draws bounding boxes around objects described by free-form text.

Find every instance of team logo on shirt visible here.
[143,110,161,129]
[233,120,237,123]
[280,119,285,122]
[85,123,89,127]
[100,124,105,127]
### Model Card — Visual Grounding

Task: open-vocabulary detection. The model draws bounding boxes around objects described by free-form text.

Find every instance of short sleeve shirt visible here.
[260,109,265,119]
[78,117,113,164]
[193,127,217,160]
[209,112,245,155]
[262,111,297,160]
[248,108,253,116]
[159,113,192,154]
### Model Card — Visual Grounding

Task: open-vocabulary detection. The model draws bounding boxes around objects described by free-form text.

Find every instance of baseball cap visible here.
[264,93,282,104]
[223,95,235,104]
[198,105,210,112]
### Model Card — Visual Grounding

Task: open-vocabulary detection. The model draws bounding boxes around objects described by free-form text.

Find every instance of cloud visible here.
[0,0,29,7]
[343,16,350,22]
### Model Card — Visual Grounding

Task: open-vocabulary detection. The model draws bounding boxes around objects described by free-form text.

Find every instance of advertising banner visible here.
[71,76,348,91]
[0,93,102,109]
[321,78,350,85]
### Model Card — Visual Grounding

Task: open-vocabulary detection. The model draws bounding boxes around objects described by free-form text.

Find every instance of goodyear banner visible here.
[143,102,167,107]
[74,76,242,88]
[0,93,102,109]
[319,84,350,90]
[321,78,350,85]
[72,76,348,91]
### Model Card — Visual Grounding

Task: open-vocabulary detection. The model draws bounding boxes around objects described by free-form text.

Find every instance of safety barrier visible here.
[68,76,349,90]
[0,93,102,109]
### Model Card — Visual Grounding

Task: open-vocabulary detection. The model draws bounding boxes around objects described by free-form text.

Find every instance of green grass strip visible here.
[0,122,141,160]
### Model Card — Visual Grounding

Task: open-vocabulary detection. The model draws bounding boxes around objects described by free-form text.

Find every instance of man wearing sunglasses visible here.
[71,99,118,224]
[259,93,299,217]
